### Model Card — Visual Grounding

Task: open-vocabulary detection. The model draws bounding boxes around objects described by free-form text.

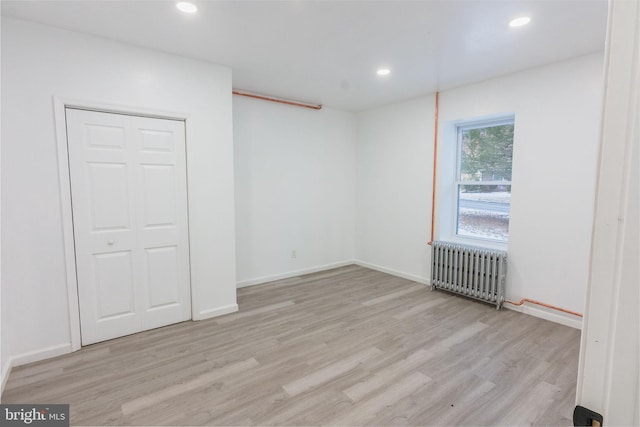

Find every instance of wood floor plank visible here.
[392,296,447,320]
[343,348,434,402]
[282,346,382,397]
[330,371,432,426]
[497,381,560,426]
[2,265,581,426]
[215,300,295,324]
[361,284,425,306]
[121,357,259,415]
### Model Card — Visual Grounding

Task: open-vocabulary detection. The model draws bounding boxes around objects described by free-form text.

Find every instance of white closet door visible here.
[66,108,191,345]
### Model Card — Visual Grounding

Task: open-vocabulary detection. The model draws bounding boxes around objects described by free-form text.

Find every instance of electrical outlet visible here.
[291,250,297,259]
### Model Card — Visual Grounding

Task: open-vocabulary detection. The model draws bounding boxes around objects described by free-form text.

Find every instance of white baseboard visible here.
[236,260,356,288]
[1,357,14,401]
[197,304,238,321]
[355,260,430,285]
[11,343,73,368]
[1,343,72,400]
[504,303,583,329]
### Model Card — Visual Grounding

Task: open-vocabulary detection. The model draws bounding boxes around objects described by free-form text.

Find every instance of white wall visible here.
[356,96,435,283]
[356,53,604,326]
[234,96,357,286]
[1,17,237,374]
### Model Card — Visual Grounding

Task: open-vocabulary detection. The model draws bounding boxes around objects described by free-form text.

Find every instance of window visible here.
[454,118,514,243]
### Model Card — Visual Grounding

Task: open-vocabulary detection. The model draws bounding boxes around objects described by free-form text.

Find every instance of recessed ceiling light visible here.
[377,68,391,76]
[509,16,531,27]
[176,2,198,13]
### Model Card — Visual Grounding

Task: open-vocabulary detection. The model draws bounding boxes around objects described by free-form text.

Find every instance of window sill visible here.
[439,235,508,252]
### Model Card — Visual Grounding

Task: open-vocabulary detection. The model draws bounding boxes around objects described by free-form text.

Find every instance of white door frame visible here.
[53,97,194,352]
[575,0,640,423]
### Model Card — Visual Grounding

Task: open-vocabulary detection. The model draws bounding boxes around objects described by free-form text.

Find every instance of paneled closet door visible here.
[66,108,191,345]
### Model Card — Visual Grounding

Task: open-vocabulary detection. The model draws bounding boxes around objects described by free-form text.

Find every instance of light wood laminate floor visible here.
[3,265,581,426]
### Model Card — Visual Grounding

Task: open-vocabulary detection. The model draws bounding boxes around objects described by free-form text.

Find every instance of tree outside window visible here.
[456,120,514,242]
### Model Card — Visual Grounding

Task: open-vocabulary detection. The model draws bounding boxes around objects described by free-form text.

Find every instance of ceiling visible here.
[1,0,608,112]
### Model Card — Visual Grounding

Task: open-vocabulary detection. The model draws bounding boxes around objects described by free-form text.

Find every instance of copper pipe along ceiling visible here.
[505,298,583,317]
[232,90,322,110]
[428,92,440,246]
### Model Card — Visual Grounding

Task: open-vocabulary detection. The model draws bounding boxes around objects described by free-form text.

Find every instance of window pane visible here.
[460,123,514,181]
[457,185,510,241]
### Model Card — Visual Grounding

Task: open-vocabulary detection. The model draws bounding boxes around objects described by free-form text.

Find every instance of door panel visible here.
[145,245,180,309]
[141,164,177,228]
[133,116,190,330]
[93,251,136,319]
[140,129,174,152]
[85,123,126,150]
[66,108,191,345]
[87,162,130,231]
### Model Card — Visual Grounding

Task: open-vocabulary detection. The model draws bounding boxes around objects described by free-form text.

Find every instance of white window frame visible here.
[439,114,515,250]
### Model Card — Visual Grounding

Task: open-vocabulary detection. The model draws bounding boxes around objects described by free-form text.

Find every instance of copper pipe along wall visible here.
[232,90,322,110]
[428,92,440,246]
[505,298,583,317]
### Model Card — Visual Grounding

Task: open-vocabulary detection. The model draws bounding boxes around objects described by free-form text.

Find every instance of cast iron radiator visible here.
[431,241,507,309]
